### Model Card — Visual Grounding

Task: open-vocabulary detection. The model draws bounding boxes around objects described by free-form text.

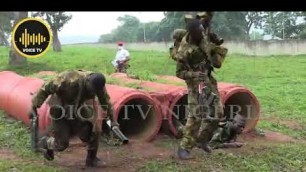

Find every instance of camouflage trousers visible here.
[179,76,224,151]
[45,95,100,152]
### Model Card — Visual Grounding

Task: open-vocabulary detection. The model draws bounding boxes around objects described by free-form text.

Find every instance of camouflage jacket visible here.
[175,32,211,87]
[208,121,237,149]
[32,69,114,121]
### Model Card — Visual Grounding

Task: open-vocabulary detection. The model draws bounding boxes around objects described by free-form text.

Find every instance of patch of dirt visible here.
[241,130,296,143]
[263,116,303,130]
[0,148,22,161]
[36,71,57,76]
[0,131,302,171]
[48,137,173,172]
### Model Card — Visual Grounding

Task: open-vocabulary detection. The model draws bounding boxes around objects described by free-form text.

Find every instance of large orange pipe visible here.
[112,74,261,137]
[0,71,162,142]
[110,73,187,134]
[0,71,23,110]
[105,84,162,141]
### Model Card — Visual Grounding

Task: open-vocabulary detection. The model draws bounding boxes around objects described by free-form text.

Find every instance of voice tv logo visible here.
[12,18,52,58]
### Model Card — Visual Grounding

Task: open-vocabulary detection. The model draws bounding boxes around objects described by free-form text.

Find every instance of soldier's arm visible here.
[221,142,244,148]
[207,128,224,149]
[96,87,114,121]
[32,79,58,108]
[175,44,198,80]
[176,62,195,80]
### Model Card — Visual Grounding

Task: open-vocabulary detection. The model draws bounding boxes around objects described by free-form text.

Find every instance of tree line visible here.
[99,12,306,43]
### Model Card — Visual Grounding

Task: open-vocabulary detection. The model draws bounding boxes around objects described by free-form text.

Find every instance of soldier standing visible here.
[31,69,119,167]
[175,19,225,159]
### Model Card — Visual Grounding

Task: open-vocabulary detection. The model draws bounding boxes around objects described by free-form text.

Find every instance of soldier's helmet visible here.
[88,73,106,92]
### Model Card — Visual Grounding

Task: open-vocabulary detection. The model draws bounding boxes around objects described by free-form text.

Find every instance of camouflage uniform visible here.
[32,69,114,155]
[170,13,228,69]
[176,32,224,151]
[208,114,246,149]
[185,12,228,69]
[208,121,238,149]
[170,29,187,60]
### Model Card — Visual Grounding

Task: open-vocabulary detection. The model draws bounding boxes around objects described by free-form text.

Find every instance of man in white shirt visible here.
[111,42,130,73]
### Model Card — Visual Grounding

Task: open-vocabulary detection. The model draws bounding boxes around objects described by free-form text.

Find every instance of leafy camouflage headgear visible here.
[210,45,228,68]
[172,29,187,41]
[184,14,194,23]
[196,12,214,19]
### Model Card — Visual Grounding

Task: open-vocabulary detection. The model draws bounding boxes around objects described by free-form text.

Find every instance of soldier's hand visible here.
[30,105,38,119]
[235,142,244,148]
[193,72,207,78]
[111,121,120,128]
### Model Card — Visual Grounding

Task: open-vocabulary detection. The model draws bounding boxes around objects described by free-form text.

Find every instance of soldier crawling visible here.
[31,69,119,167]
[208,114,247,149]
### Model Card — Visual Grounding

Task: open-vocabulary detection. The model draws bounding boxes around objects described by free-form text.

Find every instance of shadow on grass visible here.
[1,62,55,76]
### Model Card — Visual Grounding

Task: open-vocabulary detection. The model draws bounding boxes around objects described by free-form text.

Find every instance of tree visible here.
[156,12,185,42]
[137,22,160,42]
[264,12,303,39]
[212,12,248,40]
[9,12,28,66]
[243,12,266,40]
[0,12,14,46]
[249,31,264,40]
[33,12,72,52]
[297,11,306,39]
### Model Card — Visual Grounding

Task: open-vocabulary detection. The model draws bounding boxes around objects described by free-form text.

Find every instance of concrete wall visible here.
[101,40,306,56]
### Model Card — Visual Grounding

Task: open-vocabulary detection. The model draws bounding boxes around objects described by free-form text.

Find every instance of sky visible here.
[58,12,165,37]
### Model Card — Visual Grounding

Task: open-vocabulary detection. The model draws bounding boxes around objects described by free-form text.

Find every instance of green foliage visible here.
[32,12,72,31]
[0,12,14,32]
[212,12,248,40]
[0,160,64,172]
[127,69,157,81]
[249,31,264,40]
[99,12,306,42]
[0,12,14,46]
[139,143,306,171]
[156,12,185,42]
[263,12,305,39]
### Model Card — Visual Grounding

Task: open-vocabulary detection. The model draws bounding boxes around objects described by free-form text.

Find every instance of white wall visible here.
[100,40,306,56]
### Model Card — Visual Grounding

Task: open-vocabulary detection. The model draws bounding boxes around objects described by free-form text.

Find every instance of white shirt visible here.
[112,48,130,67]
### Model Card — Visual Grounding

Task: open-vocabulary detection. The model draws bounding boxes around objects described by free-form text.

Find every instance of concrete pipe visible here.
[110,73,188,135]
[0,71,24,110]
[155,75,261,135]
[105,84,162,142]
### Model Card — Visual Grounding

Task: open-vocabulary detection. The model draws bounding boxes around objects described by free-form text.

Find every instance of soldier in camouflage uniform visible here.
[170,12,228,69]
[175,19,225,159]
[208,114,246,149]
[176,115,246,150]
[31,69,118,167]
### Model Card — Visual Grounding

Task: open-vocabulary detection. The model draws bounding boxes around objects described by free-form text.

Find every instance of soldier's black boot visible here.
[200,142,212,153]
[177,148,193,160]
[38,136,54,161]
[86,149,101,167]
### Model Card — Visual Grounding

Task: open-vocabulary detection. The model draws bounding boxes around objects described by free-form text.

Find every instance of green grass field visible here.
[0,44,306,171]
